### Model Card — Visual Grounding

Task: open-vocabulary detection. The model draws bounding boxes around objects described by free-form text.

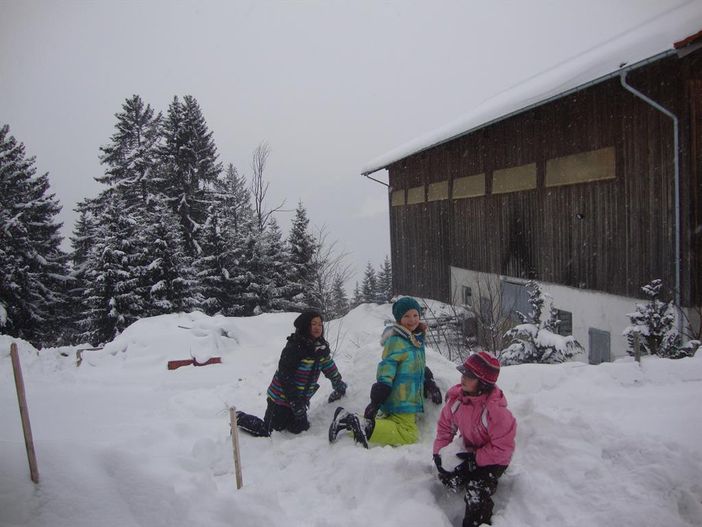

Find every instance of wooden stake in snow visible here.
[634,331,641,363]
[229,407,243,489]
[10,342,39,484]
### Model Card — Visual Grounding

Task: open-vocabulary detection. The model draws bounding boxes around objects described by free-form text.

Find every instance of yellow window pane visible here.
[545,147,615,187]
[453,173,485,199]
[391,189,405,207]
[492,163,537,194]
[428,181,449,201]
[407,185,425,204]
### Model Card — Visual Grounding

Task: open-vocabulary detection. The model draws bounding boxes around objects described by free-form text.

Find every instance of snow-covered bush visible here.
[623,279,696,359]
[499,281,583,365]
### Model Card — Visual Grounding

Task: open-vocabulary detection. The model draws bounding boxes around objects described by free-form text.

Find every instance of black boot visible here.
[328,407,369,448]
[236,411,270,437]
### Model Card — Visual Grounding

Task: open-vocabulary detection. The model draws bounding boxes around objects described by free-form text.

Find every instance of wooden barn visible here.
[362,21,702,362]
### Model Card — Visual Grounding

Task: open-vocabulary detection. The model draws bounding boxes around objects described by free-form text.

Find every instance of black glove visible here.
[433,454,449,474]
[425,382,442,404]
[424,367,443,404]
[455,451,477,473]
[289,399,306,418]
[364,382,392,420]
[364,402,381,420]
[328,379,347,403]
[433,454,455,487]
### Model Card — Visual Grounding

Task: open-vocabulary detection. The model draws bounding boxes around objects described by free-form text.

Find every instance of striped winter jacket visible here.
[376,324,427,415]
[266,333,342,407]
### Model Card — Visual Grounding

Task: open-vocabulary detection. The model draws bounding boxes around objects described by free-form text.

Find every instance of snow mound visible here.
[1,305,701,527]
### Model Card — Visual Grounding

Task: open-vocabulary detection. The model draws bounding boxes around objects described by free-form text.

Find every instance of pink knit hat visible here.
[457,351,501,385]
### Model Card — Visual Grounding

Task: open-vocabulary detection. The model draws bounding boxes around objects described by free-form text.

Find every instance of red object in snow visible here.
[167,357,222,370]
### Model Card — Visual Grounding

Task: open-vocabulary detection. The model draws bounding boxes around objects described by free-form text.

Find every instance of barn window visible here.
[555,309,573,336]
[406,185,425,204]
[391,189,405,207]
[462,286,473,306]
[492,163,537,194]
[545,146,615,187]
[428,181,449,201]
[453,173,485,199]
[500,279,530,322]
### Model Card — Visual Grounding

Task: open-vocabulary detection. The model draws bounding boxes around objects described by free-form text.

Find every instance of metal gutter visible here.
[619,70,683,330]
[362,48,677,176]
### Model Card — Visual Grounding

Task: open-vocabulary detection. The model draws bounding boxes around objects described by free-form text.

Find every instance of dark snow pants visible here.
[456,464,507,527]
[236,399,310,437]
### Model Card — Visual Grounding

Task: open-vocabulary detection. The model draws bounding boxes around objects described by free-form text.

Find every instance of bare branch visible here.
[249,141,284,230]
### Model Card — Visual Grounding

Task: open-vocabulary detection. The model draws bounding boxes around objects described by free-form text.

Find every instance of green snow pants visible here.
[368,412,418,446]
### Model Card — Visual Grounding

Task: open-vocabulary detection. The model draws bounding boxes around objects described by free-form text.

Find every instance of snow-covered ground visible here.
[1,303,701,527]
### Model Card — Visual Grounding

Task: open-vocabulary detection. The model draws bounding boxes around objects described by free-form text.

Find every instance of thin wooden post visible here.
[634,331,641,363]
[229,407,243,489]
[10,342,39,483]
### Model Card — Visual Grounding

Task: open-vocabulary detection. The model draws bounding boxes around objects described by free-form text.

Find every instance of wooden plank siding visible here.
[387,50,702,306]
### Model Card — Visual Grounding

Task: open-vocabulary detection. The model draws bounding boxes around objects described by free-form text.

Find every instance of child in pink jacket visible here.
[432,351,516,527]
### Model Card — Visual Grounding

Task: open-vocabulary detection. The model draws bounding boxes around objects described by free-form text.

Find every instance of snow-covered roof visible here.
[361,3,702,176]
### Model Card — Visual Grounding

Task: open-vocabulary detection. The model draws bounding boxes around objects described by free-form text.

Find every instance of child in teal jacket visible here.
[329,297,442,447]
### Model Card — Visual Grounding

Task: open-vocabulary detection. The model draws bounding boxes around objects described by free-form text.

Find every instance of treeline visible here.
[0,95,392,348]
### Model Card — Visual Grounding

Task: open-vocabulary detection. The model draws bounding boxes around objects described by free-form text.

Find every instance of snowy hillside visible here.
[1,304,701,527]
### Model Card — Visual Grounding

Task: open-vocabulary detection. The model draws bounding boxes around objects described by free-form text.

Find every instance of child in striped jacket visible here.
[236,309,347,437]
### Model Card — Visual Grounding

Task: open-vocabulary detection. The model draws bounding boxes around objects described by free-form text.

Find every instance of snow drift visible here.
[1,303,701,527]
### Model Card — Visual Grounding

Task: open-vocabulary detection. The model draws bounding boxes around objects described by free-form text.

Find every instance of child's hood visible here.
[380,324,424,347]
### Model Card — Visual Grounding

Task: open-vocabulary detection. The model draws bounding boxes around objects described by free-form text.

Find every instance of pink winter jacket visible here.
[433,384,516,467]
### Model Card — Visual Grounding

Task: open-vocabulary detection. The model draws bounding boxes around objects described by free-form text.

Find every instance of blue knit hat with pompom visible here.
[392,297,423,322]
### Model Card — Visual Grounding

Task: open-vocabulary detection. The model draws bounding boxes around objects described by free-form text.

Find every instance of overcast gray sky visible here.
[0,0,691,288]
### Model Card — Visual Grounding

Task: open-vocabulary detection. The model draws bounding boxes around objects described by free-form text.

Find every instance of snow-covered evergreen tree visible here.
[329,275,350,319]
[262,218,291,312]
[351,281,363,309]
[65,206,97,343]
[286,201,317,309]
[622,279,692,359]
[195,205,231,315]
[376,255,393,303]
[96,95,161,208]
[360,263,378,303]
[216,163,252,235]
[0,124,68,345]
[141,199,197,316]
[500,280,583,365]
[212,163,254,315]
[237,222,267,315]
[80,195,147,345]
[157,95,222,257]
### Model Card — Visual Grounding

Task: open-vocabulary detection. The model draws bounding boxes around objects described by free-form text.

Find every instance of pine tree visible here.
[157,95,222,257]
[501,281,582,365]
[216,163,252,235]
[360,263,378,303]
[80,195,147,345]
[0,124,68,345]
[287,201,317,309]
[329,275,350,319]
[351,281,363,309]
[239,224,267,315]
[377,255,393,303]
[623,279,687,358]
[97,95,162,208]
[195,205,230,315]
[213,163,254,315]
[65,206,97,343]
[262,218,290,312]
[141,199,196,316]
